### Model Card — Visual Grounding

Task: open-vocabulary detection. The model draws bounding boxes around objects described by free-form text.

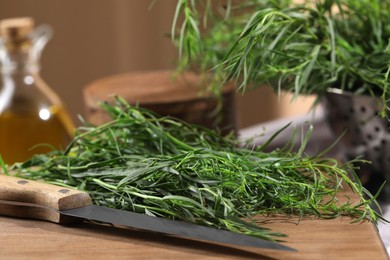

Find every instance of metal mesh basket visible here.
[323,88,390,200]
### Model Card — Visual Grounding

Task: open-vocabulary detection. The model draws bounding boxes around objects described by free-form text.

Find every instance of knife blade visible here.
[0,174,296,252]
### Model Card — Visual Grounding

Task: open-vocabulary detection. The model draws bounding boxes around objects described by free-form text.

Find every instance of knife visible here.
[0,174,295,252]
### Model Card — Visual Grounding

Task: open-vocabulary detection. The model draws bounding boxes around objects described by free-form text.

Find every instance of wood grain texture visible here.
[0,177,388,259]
[0,214,387,259]
[0,175,92,223]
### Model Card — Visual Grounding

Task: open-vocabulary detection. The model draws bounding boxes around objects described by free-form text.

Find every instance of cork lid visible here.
[0,17,34,49]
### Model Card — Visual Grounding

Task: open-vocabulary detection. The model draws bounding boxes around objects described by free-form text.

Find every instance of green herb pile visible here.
[5,97,382,241]
[172,0,390,114]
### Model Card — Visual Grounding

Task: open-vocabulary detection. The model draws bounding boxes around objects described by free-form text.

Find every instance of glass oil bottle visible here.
[0,17,74,164]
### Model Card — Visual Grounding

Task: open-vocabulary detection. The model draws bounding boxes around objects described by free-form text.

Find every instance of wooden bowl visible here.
[83,70,237,134]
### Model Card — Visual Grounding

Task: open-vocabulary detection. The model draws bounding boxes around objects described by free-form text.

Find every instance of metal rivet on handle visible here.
[17,180,29,185]
[58,189,70,194]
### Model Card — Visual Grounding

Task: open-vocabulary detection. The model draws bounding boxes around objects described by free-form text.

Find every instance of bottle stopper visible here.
[0,17,34,50]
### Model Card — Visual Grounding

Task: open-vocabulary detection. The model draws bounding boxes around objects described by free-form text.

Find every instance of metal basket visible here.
[323,88,390,200]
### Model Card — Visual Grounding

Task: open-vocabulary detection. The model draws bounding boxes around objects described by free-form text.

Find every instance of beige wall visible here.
[0,0,314,129]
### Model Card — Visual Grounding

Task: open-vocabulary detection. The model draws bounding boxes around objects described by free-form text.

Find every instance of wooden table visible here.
[0,213,388,259]
[0,155,388,259]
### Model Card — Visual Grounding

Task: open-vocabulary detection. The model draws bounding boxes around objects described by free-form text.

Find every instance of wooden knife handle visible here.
[0,174,92,223]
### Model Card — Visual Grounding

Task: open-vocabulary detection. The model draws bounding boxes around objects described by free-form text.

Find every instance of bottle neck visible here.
[0,49,40,75]
[0,46,43,114]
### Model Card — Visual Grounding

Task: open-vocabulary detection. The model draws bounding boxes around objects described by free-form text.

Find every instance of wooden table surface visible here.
[0,172,388,259]
[0,213,388,260]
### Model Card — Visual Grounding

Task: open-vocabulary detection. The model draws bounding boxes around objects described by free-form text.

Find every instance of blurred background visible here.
[0,0,315,129]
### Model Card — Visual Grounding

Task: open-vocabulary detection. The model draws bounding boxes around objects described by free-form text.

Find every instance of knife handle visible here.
[0,174,92,223]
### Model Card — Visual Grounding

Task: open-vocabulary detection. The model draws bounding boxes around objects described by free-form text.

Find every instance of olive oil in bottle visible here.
[0,17,74,164]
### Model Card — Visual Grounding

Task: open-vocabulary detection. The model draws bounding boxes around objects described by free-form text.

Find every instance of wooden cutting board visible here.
[0,212,387,259]
[0,160,388,259]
